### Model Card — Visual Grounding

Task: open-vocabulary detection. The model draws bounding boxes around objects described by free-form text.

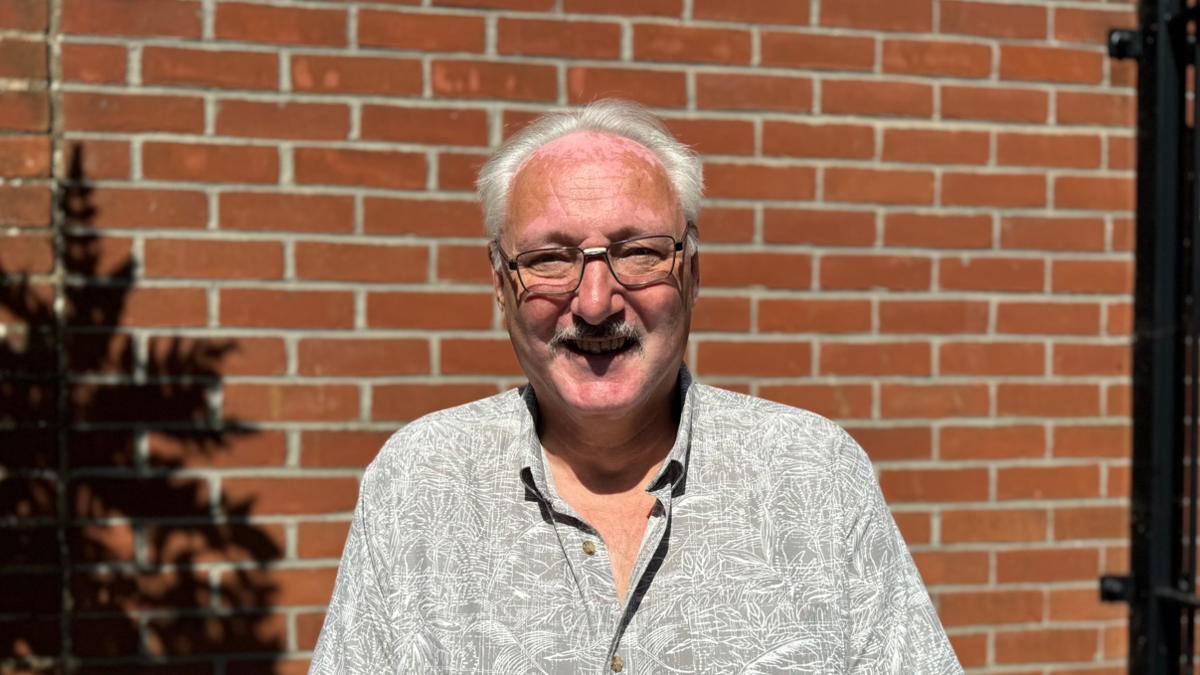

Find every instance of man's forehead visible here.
[517,130,664,175]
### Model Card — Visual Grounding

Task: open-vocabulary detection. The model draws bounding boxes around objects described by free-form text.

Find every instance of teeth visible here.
[571,338,627,354]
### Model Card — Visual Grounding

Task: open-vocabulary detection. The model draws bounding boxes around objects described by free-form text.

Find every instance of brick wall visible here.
[0,0,1137,672]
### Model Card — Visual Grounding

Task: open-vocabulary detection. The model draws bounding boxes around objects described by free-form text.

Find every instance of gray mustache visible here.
[548,320,646,354]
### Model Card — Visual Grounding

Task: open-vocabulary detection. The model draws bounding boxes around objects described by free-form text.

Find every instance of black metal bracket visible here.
[1109,29,1144,61]
[1101,574,1133,603]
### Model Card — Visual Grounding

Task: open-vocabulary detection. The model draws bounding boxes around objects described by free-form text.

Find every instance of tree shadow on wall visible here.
[0,147,284,673]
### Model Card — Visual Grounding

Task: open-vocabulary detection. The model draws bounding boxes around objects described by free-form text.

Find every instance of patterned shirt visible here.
[309,367,962,675]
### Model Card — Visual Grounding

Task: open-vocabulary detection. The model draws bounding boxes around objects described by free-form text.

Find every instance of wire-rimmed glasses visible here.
[499,234,685,296]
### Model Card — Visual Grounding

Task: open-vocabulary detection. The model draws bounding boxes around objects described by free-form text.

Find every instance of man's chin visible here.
[552,378,648,418]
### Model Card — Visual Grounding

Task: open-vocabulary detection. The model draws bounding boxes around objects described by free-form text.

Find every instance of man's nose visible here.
[571,256,624,324]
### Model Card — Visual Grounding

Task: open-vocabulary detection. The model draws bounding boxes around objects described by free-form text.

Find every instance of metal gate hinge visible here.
[1101,574,1133,603]
[1109,29,1143,61]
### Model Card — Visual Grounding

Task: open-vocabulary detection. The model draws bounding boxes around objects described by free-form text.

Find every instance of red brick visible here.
[1050,588,1126,621]
[635,25,750,65]
[996,628,1098,664]
[1107,301,1133,336]
[822,80,932,118]
[998,384,1100,417]
[438,151,487,191]
[142,47,277,90]
[948,634,986,668]
[997,547,1099,582]
[1055,425,1130,458]
[999,464,1100,500]
[882,39,992,78]
[696,341,812,377]
[147,336,287,376]
[703,252,811,289]
[880,468,988,503]
[698,207,755,242]
[764,209,876,246]
[68,287,208,327]
[63,138,131,180]
[63,0,201,36]
[690,296,751,332]
[939,590,1043,626]
[758,384,872,419]
[1058,91,1136,127]
[821,0,932,32]
[369,292,493,330]
[696,73,812,112]
[996,132,1101,169]
[1055,7,1137,45]
[220,567,337,608]
[760,33,874,71]
[942,85,1049,123]
[884,213,991,249]
[998,302,1100,335]
[1000,44,1104,84]
[1055,506,1128,540]
[144,239,283,280]
[911,551,989,585]
[297,521,353,557]
[893,512,932,545]
[1,91,49,131]
[145,614,287,656]
[359,10,484,52]
[826,168,934,205]
[64,92,203,133]
[939,257,1044,292]
[435,0,552,9]
[940,342,1044,376]
[821,254,931,290]
[882,129,988,165]
[217,100,349,140]
[440,339,522,375]
[758,299,872,333]
[302,431,392,468]
[498,18,620,59]
[567,66,687,107]
[880,384,989,418]
[437,243,490,283]
[1056,176,1135,212]
[0,136,51,178]
[434,60,557,101]
[561,0,678,14]
[291,54,422,96]
[940,1,1047,39]
[845,427,932,461]
[62,43,126,84]
[221,193,354,234]
[373,383,501,420]
[943,172,1046,208]
[821,342,930,376]
[148,430,288,468]
[1108,464,1130,498]
[0,184,51,226]
[142,142,278,184]
[221,478,358,515]
[1001,217,1106,252]
[220,289,354,329]
[879,300,988,334]
[362,106,488,146]
[295,242,428,284]
[763,121,874,159]
[0,0,47,31]
[666,118,755,156]
[215,3,345,46]
[294,147,425,189]
[1053,260,1133,294]
[223,384,359,425]
[364,197,482,237]
[705,164,815,201]
[85,188,206,229]
[1110,137,1136,170]
[0,234,53,274]
[942,509,1047,543]
[298,339,429,377]
[0,39,46,80]
[693,0,807,24]
[941,425,1045,460]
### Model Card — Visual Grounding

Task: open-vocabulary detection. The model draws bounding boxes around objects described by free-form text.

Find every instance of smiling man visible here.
[309,99,961,675]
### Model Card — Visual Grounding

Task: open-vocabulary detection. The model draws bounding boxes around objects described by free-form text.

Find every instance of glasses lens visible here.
[516,247,583,295]
[609,236,677,285]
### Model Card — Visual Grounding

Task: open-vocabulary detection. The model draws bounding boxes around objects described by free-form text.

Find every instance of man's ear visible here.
[488,240,508,314]
[688,247,700,308]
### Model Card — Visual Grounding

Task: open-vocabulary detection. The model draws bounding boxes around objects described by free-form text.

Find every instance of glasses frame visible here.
[498,229,689,297]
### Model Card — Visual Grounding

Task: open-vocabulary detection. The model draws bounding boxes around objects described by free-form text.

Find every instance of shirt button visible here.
[610,655,624,672]
[582,541,596,556]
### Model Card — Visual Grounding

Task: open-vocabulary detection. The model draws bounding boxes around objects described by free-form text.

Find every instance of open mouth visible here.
[565,337,634,356]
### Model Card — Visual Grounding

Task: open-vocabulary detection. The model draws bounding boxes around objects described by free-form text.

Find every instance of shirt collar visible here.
[518,364,697,504]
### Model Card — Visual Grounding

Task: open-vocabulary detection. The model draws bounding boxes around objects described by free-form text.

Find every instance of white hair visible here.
[476,98,703,270]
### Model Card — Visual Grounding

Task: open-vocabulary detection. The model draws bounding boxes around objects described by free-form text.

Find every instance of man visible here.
[309,99,961,674]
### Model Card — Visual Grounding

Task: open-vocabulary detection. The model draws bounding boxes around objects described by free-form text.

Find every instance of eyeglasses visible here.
[499,234,685,297]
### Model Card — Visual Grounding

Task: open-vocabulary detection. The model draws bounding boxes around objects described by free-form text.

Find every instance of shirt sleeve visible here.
[836,429,964,675]
[308,465,397,675]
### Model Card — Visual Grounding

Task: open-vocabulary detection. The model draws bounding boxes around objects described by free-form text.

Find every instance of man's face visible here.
[492,131,699,420]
